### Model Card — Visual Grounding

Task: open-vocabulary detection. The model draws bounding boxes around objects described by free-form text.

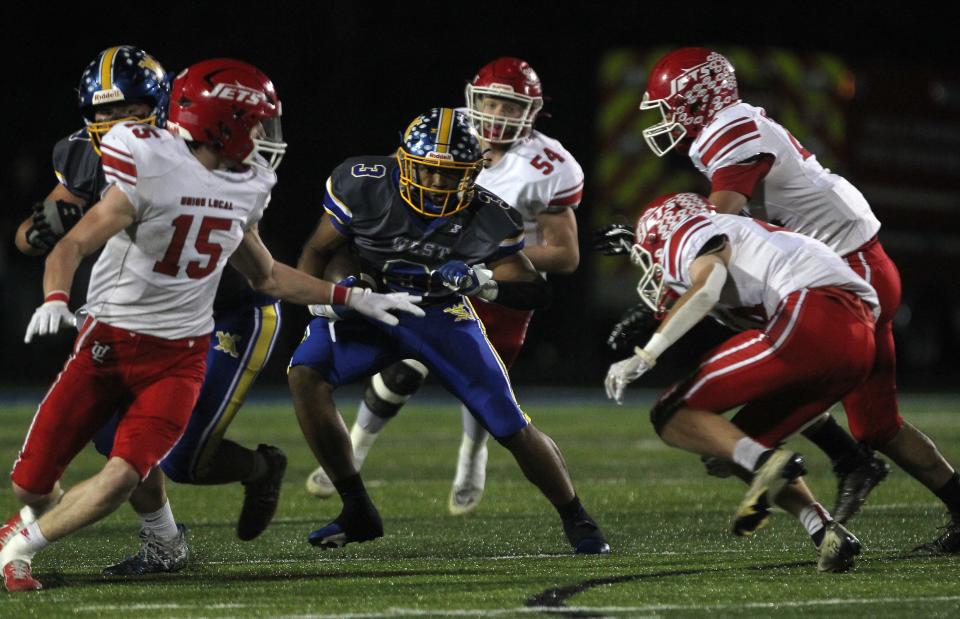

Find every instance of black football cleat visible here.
[832,446,890,524]
[237,444,288,541]
[562,508,611,555]
[913,513,960,555]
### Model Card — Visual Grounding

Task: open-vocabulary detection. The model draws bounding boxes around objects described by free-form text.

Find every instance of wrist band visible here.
[45,290,69,304]
[331,285,351,306]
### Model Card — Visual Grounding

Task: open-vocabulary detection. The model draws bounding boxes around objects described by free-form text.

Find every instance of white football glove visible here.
[24,300,77,343]
[346,289,425,326]
[604,348,656,405]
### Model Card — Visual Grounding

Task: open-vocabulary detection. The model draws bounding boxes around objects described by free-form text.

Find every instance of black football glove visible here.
[607,302,660,352]
[593,223,635,256]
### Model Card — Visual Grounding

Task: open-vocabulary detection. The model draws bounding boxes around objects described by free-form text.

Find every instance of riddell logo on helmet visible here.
[209,82,267,106]
[425,152,454,161]
[92,88,125,106]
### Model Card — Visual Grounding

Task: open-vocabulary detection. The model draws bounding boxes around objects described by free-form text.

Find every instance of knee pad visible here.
[363,359,428,418]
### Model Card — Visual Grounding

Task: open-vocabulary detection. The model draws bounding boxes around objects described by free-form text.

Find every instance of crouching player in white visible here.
[0,58,421,592]
[306,58,583,515]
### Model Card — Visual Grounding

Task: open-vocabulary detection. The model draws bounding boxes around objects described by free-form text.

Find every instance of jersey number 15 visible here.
[153,215,232,279]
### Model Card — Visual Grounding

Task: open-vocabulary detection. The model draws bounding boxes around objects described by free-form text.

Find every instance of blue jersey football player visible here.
[288,108,609,554]
[12,46,287,575]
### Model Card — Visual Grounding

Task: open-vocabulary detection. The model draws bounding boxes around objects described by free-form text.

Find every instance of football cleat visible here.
[237,444,288,541]
[3,559,41,592]
[832,448,890,524]
[0,514,24,552]
[102,524,189,576]
[733,449,807,537]
[305,465,335,499]
[448,438,488,516]
[817,521,862,572]
[562,508,611,555]
[307,511,383,549]
[912,513,960,555]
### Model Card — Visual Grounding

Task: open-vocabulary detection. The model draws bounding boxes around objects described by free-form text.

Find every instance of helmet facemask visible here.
[465,85,542,145]
[397,150,482,218]
[245,114,286,171]
[639,94,687,158]
[630,241,666,313]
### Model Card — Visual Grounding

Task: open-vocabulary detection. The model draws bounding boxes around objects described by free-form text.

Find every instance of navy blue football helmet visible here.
[396,108,484,217]
[77,46,170,154]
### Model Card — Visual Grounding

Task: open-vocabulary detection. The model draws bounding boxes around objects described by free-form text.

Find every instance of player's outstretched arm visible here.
[605,244,729,404]
[231,226,423,325]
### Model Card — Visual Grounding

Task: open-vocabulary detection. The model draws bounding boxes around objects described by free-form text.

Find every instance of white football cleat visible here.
[305,465,336,499]
[448,435,488,516]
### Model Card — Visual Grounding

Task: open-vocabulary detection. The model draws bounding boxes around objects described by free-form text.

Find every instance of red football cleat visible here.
[3,559,42,592]
[0,514,24,552]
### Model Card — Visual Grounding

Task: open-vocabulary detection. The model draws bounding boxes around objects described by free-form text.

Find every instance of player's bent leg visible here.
[306,359,428,498]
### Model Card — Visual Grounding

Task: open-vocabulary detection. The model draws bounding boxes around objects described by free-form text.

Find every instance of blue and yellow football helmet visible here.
[77,45,170,154]
[396,108,484,218]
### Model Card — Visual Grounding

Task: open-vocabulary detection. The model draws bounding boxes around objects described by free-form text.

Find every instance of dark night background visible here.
[1,4,958,392]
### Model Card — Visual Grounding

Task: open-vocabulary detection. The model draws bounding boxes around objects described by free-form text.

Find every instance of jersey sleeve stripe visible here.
[323,177,353,224]
[486,238,525,263]
[707,134,762,169]
[100,142,134,162]
[699,117,754,152]
[553,181,584,197]
[548,189,583,207]
[700,119,759,166]
[667,216,712,279]
[101,153,137,179]
[104,169,136,186]
[499,232,525,248]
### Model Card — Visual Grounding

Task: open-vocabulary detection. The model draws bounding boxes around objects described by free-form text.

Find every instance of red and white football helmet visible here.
[640,48,739,157]
[167,59,286,170]
[465,57,544,144]
[632,193,716,311]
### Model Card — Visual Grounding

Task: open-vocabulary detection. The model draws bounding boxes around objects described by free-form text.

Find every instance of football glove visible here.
[344,289,424,326]
[604,348,656,405]
[435,261,494,296]
[26,199,84,252]
[592,224,635,256]
[308,275,366,321]
[24,300,77,343]
[607,303,661,352]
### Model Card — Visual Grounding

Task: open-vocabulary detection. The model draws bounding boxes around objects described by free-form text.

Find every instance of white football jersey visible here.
[688,102,880,257]
[476,130,583,249]
[661,213,879,321]
[84,122,275,339]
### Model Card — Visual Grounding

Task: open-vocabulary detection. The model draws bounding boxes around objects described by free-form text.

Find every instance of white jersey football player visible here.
[637,48,960,552]
[0,59,422,593]
[305,57,583,516]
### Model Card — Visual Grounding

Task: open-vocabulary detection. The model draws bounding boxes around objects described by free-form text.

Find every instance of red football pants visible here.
[470,299,533,368]
[11,320,208,495]
[652,287,877,447]
[841,237,905,445]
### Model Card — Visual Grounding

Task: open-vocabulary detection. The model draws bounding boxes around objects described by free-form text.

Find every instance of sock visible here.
[333,474,368,501]
[802,415,859,466]
[732,438,769,472]
[350,422,380,469]
[460,406,489,443]
[19,505,40,526]
[556,496,583,521]
[935,472,960,516]
[244,449,270,484]
[3,522,50,562]
[799,502,830,546]
[138,500,179,541]
[356,401,391,434]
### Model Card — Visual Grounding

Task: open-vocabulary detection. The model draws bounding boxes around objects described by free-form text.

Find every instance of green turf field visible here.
[1,390,959,617]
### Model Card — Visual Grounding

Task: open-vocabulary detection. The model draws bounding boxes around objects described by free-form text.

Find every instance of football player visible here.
[305,58,583,516]
[10,45,287,576]
[289,108,608,554]
[636,47,898,525]
[0,58,421,592]
[606,192,880,572]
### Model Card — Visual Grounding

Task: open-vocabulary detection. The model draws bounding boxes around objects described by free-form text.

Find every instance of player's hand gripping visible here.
[592,224,635,256]
[345,288,424,326]
[24,292,78,343]
[435,260,494,295]
[607,303,660,352]
[604,348,656,405]
[26,199,84,252]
